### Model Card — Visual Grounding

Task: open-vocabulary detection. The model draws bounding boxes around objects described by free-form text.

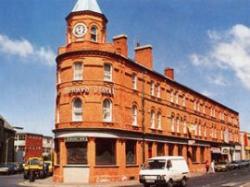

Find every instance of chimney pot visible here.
[164,68,174,80]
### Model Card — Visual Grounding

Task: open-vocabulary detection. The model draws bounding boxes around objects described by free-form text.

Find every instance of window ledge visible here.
[126,164,139,168]
[63,164,89,168]
[94,165,119,168]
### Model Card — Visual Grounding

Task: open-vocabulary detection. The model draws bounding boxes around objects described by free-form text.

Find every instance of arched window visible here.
[73,62,83,81]
[132,105,138,126]
[157,112,161,130]
[150,110,155,129]
[72,98,82,122]
[103,99,112,122]
[90,26,98,42]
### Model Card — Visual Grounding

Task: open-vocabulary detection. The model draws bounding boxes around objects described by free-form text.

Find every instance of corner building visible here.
[54,0,240,183]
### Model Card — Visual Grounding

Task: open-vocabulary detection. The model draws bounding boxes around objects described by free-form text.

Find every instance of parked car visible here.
[14,162,24,173]
[215,161,229,172]
[139,156,189,187]
[228,161,240,170]
[0,163,16,175]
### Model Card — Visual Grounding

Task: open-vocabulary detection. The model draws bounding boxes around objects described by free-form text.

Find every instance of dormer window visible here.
[90,26,98,42]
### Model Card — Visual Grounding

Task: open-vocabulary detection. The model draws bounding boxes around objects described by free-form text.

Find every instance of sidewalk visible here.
[19,172,205,187]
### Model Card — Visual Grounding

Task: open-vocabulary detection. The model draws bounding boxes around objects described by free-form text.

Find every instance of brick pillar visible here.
[88,137,96,183]
[164,143,169,156]
[117,139,125,175]
[173,144,178,156]
[145,142,149,161]
[137,141,143,166]
[152,142,157,157]
[61,140,66,182]
[183,145,188,161]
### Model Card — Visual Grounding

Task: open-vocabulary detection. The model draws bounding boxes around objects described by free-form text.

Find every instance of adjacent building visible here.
[240,131,250,160]
[14,132,53,162]
[0,115,16,164]
[53,0,240,183]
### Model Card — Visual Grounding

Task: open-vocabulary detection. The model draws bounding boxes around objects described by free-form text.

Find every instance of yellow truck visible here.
[23,157,48,182]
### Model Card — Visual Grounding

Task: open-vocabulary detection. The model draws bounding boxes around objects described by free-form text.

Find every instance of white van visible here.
[139,156,189,187]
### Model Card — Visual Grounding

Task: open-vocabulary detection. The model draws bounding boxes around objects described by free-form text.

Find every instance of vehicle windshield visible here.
[28,159,42,165]
[147,159,166,169]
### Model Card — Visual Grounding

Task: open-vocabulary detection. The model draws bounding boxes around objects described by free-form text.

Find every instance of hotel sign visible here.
[65,86,114,96]
[65,137,88,142]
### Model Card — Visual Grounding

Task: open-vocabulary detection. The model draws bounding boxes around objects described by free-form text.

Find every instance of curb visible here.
[18,180,141,187]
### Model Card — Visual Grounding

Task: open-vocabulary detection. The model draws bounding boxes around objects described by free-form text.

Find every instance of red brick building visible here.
[53,0,240,183]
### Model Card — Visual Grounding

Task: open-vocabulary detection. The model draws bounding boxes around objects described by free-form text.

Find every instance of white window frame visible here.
[132,105,138,126]
[150,81,155,96]
[132,74,137,90]
[157,84,161,98]
[176,118,180,133]
[175,93,179,104]
[103,99,112,122]
[73,62,83,81]
[182,96,186,107]
[72,98,83,122]
[183,121,187,134]
[157,112,162,130]
[104,64,112,82]
[150,110,155,129]
[170,91,174,103]
[171,118,175,132]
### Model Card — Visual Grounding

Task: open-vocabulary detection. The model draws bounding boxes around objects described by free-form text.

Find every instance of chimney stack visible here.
[113,34,128,57]
[134,45,153,69]
[164,68,174,80]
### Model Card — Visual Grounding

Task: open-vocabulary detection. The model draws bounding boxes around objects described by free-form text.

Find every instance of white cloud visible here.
[201,90,214,98]
[0,34,56,66]
[189,24,250,90]
[208,74,229,86]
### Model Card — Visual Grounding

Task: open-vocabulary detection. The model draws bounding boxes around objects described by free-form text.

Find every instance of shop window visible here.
[90,26,98,42]
[66,142,87,165]
[178,145,183,156]
[103,99,112,122]
[73,62,83,81]
[148,142,153,158]
[72,98,83,122]
[200,147,205,163]
[132,105,138,126]
[191,146,197,163]
[157,143,164,156]
[104,64,112,81]
[126,140,136,165]
[132,74,137,90]
[96,139,116,165]
[168,144,174,156]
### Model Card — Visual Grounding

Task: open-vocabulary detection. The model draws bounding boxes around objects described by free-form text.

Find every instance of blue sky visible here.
[0,0,250,136]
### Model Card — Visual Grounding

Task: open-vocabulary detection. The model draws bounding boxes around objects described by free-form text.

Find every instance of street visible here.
[0,174,25,187]
[1,167,250,187]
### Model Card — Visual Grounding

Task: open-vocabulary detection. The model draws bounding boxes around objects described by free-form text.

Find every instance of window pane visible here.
[104,64,112,81]
[126,140,136,165]
[96,139,116,165]
[73,99,82,121]
[66,142,87,165]
[74,63,82,80]
[103,99,111,122]
[157,143,164,156]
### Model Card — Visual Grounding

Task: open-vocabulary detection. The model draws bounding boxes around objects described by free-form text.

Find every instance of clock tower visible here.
[65,0,108,44]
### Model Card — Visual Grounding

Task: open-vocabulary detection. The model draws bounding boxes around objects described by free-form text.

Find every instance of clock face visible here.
[73,23,87,38]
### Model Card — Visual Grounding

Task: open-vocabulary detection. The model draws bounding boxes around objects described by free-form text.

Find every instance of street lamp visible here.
[5,136,16,164]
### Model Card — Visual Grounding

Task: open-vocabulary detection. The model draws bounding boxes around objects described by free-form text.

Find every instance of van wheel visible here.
[167,179,174,187]
[180,177,187,187]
